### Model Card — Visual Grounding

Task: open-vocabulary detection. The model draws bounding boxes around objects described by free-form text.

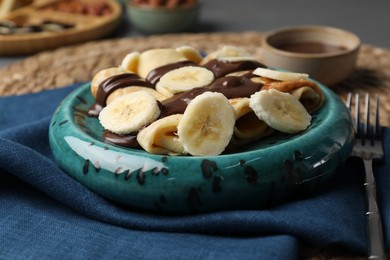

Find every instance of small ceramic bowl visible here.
[261,25,361,86]
[127,2,200,34]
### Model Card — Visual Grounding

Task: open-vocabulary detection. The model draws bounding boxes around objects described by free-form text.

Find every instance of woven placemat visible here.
[0,31,389,126]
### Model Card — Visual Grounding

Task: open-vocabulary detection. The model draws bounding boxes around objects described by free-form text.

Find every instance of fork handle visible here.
[363,159,387,260]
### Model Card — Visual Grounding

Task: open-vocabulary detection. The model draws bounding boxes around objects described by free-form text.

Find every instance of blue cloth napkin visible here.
[1,84,389,259]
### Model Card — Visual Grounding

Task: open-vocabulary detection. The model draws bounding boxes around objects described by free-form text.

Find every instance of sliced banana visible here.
[177,92,235,156]
[137,48,188,78]
[120,52,140,73]
[201,45,257,64]
[249,89,311,134]
[137,114,185,155]
[261,78,324,113]
[99,92,161,135]
[216,45,258,62]
[176,46,203,64]
[156,66,214,96]
[253,67,309,81]
[106,86,168,104]
[90,67,125,98]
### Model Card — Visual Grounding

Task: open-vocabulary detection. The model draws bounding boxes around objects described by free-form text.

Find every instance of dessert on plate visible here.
[88,45,325,156]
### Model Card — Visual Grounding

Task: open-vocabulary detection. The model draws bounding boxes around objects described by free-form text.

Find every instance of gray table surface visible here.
[1,0,390,68]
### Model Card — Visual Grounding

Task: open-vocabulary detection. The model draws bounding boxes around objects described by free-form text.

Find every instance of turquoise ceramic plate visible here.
[49,82,354,213]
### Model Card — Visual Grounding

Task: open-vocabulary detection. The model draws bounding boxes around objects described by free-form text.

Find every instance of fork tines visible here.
[347,92,385,259]
[347,92,381,145]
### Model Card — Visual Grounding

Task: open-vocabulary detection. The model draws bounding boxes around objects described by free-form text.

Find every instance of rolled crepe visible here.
[262,79,324,113]
[229,97,274,145]
[137,114,185,155]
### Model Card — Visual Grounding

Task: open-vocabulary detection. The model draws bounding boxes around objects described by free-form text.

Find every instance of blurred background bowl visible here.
[261,25,361,86]
[127,1,200,34]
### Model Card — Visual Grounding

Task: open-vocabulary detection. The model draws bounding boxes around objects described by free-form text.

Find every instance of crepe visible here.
[261,79,324,113]
[229,97,274,145]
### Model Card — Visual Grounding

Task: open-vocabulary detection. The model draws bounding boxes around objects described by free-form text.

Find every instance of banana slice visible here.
[177,92,235,156]
[176,46,203,64]
[216,45,258,62]
[261,78,324,113]
[120,52,140,73]
[137,48,188,78]
[99,92,161,135]
[106,86,168,104]
[202,45,257,64]
[156,66,214,96]
[249,89,311,134]
[137,114,185,155]
[253,67,309,81]
[90,67,125,98]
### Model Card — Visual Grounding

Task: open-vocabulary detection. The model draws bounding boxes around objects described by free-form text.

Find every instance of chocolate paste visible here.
[159,76,263,118]
[88,73,153,117]
[203,59,265,78]
[146,60,196,85]
[276,41,347,54]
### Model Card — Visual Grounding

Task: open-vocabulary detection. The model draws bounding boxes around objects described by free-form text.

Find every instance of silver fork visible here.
[347,92,386,259]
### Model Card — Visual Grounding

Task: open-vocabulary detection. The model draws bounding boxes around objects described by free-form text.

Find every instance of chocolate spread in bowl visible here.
[276,41,347,54]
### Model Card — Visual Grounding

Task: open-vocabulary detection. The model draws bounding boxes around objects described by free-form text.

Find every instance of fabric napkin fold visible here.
[1,84,389,259]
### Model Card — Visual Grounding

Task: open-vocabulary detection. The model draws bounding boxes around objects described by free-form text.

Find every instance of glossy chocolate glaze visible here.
[88,73,153,117]
[159,76,263,118]
[146,60,196,85]
[203,59,265,78]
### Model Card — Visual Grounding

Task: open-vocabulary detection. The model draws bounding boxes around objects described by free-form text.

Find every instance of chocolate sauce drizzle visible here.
[203,59,265,78]
[88,73,153,117]
[159,76,263,118]
[146,60,196,85]
[89,59,264,150]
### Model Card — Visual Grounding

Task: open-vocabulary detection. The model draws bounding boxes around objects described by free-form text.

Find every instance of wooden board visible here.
[0,0,121,55]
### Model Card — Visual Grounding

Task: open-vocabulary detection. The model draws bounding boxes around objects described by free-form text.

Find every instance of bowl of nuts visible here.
[127,0,200,34]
